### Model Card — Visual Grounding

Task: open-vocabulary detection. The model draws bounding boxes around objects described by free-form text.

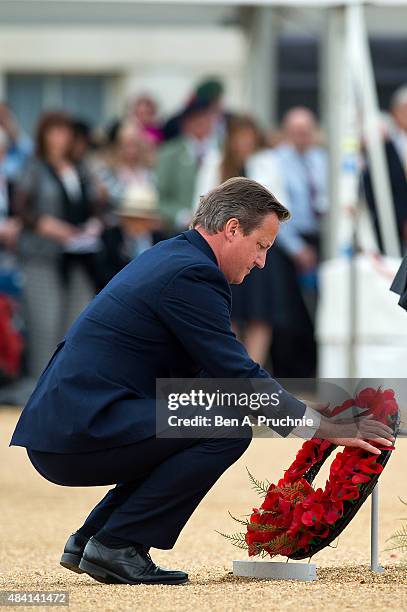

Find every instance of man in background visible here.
[248,107,327,377]
[157,98,215,232]
[363,85,407,255]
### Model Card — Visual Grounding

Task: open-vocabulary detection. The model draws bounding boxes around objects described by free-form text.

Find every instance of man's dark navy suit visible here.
[10,229,306,549]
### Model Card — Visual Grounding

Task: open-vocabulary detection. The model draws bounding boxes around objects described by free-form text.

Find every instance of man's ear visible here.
[224,218,240,241]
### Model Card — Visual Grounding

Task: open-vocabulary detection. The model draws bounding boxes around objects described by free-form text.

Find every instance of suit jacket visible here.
[10,230,306,453]
[362,139,407,254]
[390,254,407,311]
[156,137,199,229]
[15,158,97,262]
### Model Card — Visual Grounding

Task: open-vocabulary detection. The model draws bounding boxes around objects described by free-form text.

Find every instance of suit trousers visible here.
[27,431,252,550]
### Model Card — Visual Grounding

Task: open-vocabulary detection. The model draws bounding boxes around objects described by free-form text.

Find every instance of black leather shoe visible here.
[79,537,188,585]
[60,532,89,574]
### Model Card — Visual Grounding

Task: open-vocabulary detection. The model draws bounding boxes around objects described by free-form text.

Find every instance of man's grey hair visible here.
[191,176,290,236]
[390,85,407,110]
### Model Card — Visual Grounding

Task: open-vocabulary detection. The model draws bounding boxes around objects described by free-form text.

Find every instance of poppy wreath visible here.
[223,387,400,560]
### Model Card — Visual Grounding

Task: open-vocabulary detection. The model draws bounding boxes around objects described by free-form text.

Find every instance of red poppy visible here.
[324,501,344,524]
[351,473,371,484]
[302,504,324,526]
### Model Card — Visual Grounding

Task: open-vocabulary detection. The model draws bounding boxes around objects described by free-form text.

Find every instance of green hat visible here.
[195,78,224,103]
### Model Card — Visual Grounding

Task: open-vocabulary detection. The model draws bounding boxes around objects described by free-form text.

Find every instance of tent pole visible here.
[324,5,346,260]
[371,484,385,573]
[346,2,400,258]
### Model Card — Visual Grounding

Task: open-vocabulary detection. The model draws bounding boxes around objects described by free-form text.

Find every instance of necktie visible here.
[301,155,321,219]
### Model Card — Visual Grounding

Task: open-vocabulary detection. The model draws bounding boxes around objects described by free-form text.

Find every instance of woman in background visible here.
[125,94,164,146]
[95,122,155,213]
[14,111,102,378]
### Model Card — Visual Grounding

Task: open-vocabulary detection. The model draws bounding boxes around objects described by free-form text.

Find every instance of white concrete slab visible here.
[233,560,318,581]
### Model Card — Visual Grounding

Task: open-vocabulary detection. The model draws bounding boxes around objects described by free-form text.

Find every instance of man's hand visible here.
[293,245,317,273]
[316,413,395,455]
[303,400,395,454]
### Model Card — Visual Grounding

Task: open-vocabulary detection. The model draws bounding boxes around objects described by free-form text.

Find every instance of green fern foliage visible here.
[385,498,407,554]
[246,467,270,497]
[215,530,247,550]
[386,523,407,553]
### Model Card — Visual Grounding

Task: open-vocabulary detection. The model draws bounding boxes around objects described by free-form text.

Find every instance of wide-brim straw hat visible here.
[117,183,161,220]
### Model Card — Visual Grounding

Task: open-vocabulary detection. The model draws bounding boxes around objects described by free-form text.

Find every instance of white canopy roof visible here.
[9,0,407,6]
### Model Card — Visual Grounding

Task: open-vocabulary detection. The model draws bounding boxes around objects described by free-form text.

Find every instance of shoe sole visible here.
[60,552,85,574]
[79,558,188,585]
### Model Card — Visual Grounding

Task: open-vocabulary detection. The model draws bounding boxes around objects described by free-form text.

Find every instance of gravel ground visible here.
[1,407,406,611]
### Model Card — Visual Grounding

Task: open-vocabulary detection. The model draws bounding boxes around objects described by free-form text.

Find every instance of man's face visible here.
[283,109,316,152]
[183,111,215,141]
[393,102,407,133]
[220,213,280,284]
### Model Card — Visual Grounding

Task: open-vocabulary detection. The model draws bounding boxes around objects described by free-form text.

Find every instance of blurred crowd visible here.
[1,76,407,398]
